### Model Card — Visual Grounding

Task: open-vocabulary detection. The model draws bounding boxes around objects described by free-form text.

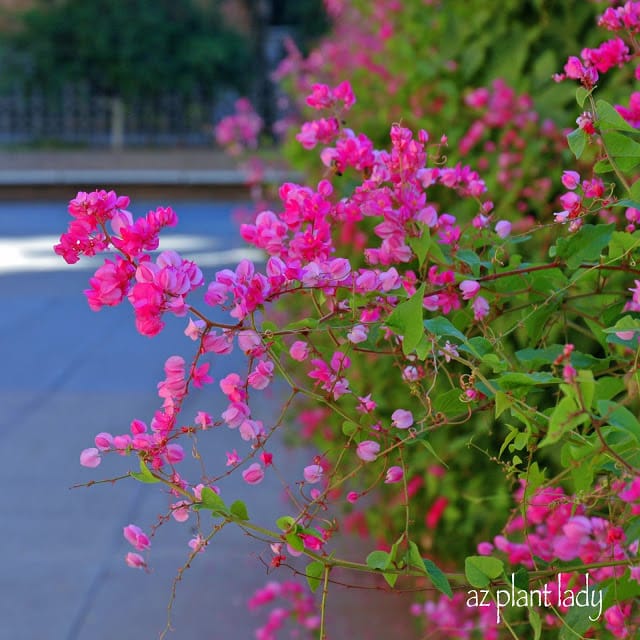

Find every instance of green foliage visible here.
[464,556,504,588]
[2,0,252,98]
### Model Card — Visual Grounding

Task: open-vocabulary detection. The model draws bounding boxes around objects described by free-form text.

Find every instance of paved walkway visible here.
[0,149,300,199]
[0,186,420,639]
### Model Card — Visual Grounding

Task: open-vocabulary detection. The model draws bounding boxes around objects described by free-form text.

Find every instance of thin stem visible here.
[319,564,330,640]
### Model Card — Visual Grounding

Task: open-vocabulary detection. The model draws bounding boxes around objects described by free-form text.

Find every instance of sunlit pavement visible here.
[0,199,418,640]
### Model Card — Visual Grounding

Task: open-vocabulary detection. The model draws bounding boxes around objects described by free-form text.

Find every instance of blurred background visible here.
[0,0,327,149]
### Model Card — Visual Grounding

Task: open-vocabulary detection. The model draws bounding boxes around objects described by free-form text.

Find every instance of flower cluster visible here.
[215,97,264,156]
[248,580,319,640]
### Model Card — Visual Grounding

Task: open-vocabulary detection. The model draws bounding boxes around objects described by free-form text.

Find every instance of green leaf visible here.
[567,127,587,158]
[464,556,504,588]
[423,558,453,598]
[407,541,423,571]
[408,228,434,267]
[285,532,304,552]
[576,369,595,410]
[597,99,638,132]
[539,396,588,446]
[576,86,590,108]
[529,606,542,640]
[130,459,160,484]
[603,315,640,336]
[601,569,640,611]
[597,400,640,442]
[366,550,391,571]
[523,302,559,344]
[499,426,518,458]
[276,515,296,531]
[554,224,615,270]
[481,353,508,373]
[601,129,640,159]
[616,198,640,209]
[229,500,249,521]
[496,372,559,391]
[594,159,614,174]
[595,376,625,402]
[495,391,513,419]
[513,567,529,590]
[305,560,324,593]
[571,458,594,493]
[342,421,358,436]
[283,317,319,331]
[423,316,467,344]
[196,487,228,515]
[432,388,467,416]
[609,230,640,261]
[457,249,489,276]
[464,336,493,357]
[558,587,602,640]
[383,571,399,588]
[386,283,426,356]
[523,462,546,504]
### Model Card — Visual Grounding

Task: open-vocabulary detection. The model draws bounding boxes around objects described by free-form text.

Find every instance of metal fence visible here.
[0,82,234,147]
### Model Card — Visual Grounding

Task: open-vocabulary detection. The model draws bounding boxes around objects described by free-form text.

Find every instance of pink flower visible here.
[123,524,150,551]
[222,401,251,428]
[165,443,184,464]
[303,464,324,484]
[426,496,449,529]
[248,359,275,390]
[239,418,265,442]
[125,552,146,569]
[347,491,359,503]
[391,409,414,429]
[194,411,213,429]
[80,447,101,468]
[357,394,376,413]
[226,449,241,466]
[356,440,380,462]
[495,220,512,238]
[171,501,190,523]
[188,534,207,554]
[384,466,404,484]
[347,324,369,343]
[237,329,263,355]
[242,463,265,485]
[184,318,205,340]
[619,478,640,502]
[300,534,324,551]
[477,542,494,555]
[459,280,480,300]
[472,295,490,321]
[561,171,581,190]
[94,432,113,451]
[290,341,310,361]
[191,362,213,388]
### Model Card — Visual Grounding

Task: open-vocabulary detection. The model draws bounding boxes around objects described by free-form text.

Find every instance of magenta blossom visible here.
[495,220,512,238]
[356,440,380,462]
[459,280,480,300]
[384,466,404,484]
[80,447,101,468]
[242,463,265,485]
[123,524,150,551]
[391,409,414,429]
[125,552,146,569]
[303,464,324,484]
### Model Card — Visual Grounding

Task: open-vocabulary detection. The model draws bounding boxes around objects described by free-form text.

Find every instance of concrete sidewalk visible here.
[0,148,301,200]
[0,198,420,640]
